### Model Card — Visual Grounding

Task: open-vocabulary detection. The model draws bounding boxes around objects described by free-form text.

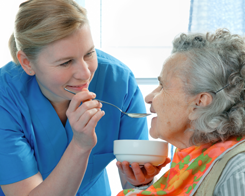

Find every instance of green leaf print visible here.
[153,177,165,189]
[194,176,202,182]
[188,154,212,175]
[186,185,193,194]
[186,183,197,194]
[141,191,153,195]
[237,136,242,141]
[123,189,134,194]
[171,162,177,168]
[178,155,191,170]
[156,190,167,195]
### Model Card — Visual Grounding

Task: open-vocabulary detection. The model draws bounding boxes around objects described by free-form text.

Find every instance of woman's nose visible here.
[145,87,159,104]
[73,60,90,80]
[145,92,153,104]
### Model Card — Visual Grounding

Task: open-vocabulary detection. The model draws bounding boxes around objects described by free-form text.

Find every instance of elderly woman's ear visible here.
[188,92,213,120]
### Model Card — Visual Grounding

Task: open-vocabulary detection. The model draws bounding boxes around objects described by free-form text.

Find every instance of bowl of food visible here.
[113,140,168,166]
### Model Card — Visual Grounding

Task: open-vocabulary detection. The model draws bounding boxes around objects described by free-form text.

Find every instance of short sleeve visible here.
[0,95,38,185]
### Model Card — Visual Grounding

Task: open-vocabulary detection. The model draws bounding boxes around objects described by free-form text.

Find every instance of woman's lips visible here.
[151,116,157,123]
[151,116,157,121]
[150,105,155,113]
[66,83,89,92]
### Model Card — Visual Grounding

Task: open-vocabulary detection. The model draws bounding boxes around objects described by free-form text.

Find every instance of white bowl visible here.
[113,140,168,166]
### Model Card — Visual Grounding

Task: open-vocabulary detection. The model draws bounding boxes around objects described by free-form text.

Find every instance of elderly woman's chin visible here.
[149,127,159,139]
[149,117,161,139]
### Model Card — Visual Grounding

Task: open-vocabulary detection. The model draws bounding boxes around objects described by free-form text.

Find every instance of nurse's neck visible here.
[50,100,70,126]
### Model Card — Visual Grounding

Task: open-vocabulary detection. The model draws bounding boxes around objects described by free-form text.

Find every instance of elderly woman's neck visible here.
[170,130,194,150]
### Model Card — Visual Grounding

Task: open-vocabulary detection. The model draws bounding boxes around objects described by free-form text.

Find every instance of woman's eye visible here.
[86,51,95,57]
[60,60,72,66]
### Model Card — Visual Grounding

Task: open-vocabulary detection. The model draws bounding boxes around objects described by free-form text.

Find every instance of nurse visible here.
[0,0,168,196]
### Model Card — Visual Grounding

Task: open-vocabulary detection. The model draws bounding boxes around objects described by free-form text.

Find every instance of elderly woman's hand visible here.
[116,157,171,187]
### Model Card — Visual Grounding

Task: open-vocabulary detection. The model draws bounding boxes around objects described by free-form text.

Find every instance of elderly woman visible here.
[117,29,245,196]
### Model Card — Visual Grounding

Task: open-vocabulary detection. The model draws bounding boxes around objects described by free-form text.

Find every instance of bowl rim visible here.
[114,139,167,142]
[113,139,168,156]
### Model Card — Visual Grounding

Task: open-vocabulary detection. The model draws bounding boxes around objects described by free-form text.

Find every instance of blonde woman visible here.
[0,1,166,195]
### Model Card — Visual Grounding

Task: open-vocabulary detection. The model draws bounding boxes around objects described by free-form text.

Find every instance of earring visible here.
[29,71,32,74]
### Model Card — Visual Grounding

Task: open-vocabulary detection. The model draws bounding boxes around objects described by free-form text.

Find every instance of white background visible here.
[0,1,190,195]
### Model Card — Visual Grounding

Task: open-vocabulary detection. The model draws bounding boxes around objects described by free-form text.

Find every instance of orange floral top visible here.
[117,136,245,196]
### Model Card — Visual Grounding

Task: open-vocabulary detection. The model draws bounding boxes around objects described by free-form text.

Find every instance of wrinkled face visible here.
[31,24,97,104]
[145,53,193,143]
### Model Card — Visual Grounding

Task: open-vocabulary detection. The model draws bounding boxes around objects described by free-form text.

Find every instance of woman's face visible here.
[145,53,194,147]
[30,24,97,104]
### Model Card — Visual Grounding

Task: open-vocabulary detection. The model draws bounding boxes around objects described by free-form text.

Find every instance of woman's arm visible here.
[1,90,105,196]
[1,141,91,196]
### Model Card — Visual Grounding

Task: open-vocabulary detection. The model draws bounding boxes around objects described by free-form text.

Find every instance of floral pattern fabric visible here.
[117,136,245,196]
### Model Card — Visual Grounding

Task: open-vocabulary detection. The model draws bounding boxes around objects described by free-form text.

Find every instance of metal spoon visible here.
[64,88,151,118]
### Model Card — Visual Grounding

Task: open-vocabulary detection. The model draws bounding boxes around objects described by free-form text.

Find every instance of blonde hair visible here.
[9,0,88,64]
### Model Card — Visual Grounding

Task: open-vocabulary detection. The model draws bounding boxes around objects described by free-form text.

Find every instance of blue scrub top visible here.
[0,49,148,196]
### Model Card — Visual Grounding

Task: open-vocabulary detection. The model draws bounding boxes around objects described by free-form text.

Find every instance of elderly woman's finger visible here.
[131,162,146,183]
[116,161,124,173]
[144,163,158,176]
[157,157,171,170]
[121,161,136,181]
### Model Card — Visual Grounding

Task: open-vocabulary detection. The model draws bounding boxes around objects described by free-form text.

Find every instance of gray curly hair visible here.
[172,29,245,145]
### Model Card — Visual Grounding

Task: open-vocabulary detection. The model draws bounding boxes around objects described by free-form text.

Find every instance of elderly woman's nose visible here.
[145,92,154,104]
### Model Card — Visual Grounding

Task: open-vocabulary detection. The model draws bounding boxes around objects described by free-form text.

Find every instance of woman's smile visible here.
[66,83,89,92]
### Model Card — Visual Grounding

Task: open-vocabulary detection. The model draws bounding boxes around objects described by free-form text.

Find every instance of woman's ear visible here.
[17,51,35,76]
[188,92,213,120]
[196,92,213,106]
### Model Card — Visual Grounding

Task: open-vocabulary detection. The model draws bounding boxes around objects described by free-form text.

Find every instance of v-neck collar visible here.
[24,77,73,154]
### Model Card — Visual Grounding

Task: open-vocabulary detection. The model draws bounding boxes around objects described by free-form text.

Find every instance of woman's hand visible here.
[66,88,105,152]
[116,157,171,186]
